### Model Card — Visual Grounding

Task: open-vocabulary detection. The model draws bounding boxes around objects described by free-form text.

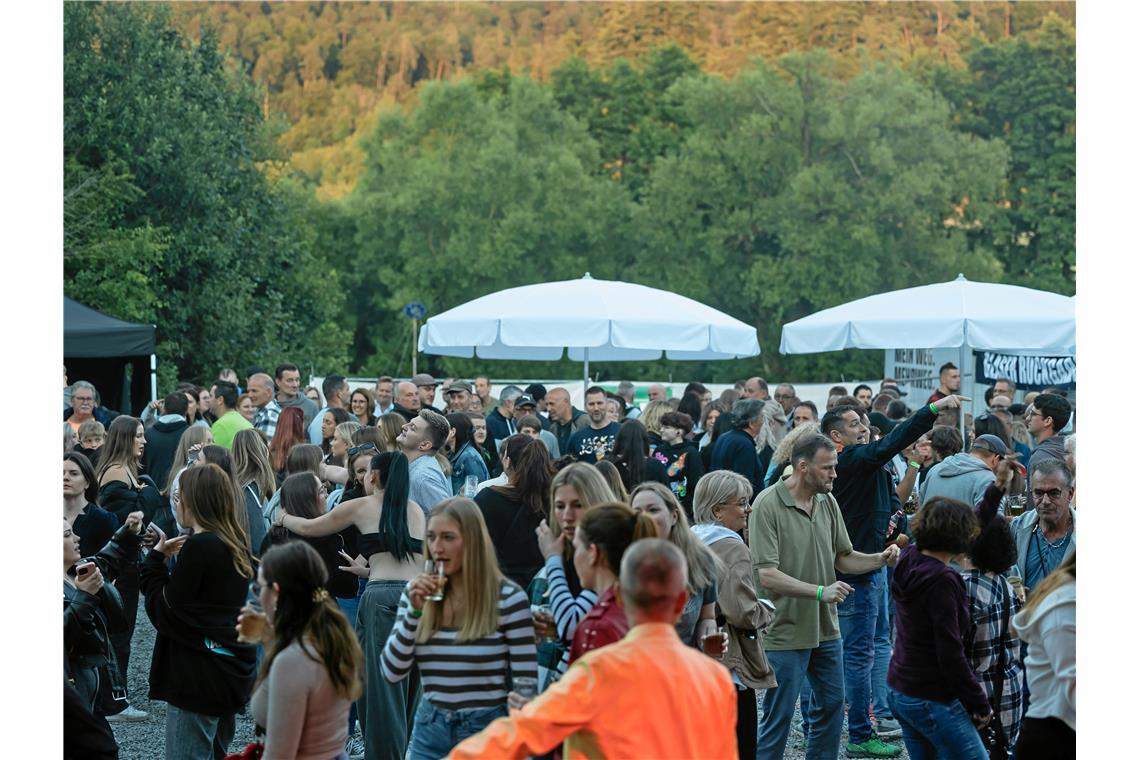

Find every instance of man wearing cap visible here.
[918,433,1008,508]
[445,380,474,413]
[412,373,445,415]
[512,393,561,458]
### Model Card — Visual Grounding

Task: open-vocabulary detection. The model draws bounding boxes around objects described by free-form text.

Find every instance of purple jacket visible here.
[887,545,990,716]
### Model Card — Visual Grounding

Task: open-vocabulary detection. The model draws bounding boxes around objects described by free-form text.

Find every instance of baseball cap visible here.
[514,393,537,409]
[446,380,473,394]
[411,373,442,387]
[971,434,1009,456]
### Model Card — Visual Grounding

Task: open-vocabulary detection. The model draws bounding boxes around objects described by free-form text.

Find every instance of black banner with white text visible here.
[975,352,1075,391]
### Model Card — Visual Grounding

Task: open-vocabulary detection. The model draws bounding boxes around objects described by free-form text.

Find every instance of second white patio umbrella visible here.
[418,273,761,390]
[779,274,1076,437]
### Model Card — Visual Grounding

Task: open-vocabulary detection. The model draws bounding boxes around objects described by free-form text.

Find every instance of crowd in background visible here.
[63,362,1075,760]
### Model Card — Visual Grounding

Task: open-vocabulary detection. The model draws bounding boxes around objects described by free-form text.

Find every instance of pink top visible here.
[250,639,351,760]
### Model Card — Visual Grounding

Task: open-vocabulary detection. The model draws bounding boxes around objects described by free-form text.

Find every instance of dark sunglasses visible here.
[347,441,377,458]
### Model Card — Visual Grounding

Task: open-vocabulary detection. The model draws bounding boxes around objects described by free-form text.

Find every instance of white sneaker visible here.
[105,704,148,722]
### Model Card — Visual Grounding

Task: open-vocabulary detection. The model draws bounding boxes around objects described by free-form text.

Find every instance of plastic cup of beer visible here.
[533,603,556,643]
[701,627,728,658]
[513,676,538,700]
[238,582,268,644]
[425,559,447,602]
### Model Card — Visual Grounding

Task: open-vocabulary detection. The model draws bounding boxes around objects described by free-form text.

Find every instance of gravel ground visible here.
[111,614,909,759]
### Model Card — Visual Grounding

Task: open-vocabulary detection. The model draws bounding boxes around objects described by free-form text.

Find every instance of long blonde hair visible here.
[232,428,277,501]
[629,481,719,596]
[1021,551,1075,619]
[164,426,214,495]
[771,421,821,474]
[418,497,506,643]
[548,464,616,541]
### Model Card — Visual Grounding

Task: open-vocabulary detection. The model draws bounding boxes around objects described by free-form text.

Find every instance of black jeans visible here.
[1015,716,1075,760]
[736,684,757,759]
[99,562,139,714]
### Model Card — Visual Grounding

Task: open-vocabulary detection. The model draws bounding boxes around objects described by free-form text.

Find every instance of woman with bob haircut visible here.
[141,463,256,760]
[628,481,720,650]
[240,541,364,760]
[692,470,777,758]
[533,462,617,685]
[381,497,536,760]
[887,496,992,759]
[276,451,425,760]
[475,435,552,589]
[566,502,657,664]
[962,460,1027,758]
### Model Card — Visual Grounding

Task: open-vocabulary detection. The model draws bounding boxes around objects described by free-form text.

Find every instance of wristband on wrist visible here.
[408,607,423,618]
[908,460,921,469]
[816,585,824,602]
[928,402,939,415]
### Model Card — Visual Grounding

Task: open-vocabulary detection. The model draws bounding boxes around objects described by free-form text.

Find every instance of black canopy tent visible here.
[64,297,156,416]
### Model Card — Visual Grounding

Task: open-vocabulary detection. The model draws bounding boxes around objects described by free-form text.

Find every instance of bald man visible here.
[647,383,668,403]
[392,381,421,422]
[247,373,282,439]
[743,377,769,400]
[449,540,737,759]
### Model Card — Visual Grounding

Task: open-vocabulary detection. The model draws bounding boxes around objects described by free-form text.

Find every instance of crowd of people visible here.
[63,365,1076,759]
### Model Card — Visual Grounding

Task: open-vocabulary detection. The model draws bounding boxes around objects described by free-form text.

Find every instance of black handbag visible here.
[978,579,1011,760]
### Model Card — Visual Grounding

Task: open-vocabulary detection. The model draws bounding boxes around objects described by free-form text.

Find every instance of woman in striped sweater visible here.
[381,497,537,760]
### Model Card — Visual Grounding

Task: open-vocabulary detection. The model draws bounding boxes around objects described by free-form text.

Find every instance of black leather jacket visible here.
[64,522,142,705]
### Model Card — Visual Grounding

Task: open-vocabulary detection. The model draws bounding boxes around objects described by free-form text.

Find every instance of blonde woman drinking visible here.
[381,498,537,760]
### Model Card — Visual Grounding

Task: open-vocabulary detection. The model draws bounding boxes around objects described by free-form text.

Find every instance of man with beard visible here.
[822,394,966,757]
[752,434,901,759]
[566,386,622,462]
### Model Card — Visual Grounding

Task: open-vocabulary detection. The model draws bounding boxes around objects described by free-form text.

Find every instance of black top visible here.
[72,502,119,558]
[358,530,423,561]
[140,532,256,716]
[653,440,706,520]
[567,421,622,462]
[606,455,671,492]
[142,417,189,493]
[259,528,359,599]
[709,428,765,495]
[474,486,545,590]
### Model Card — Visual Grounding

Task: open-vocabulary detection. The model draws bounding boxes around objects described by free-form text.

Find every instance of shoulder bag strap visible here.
[990,577,1011,753]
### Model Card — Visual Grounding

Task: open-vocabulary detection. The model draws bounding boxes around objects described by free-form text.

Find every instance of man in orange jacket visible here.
[448,539,738,760]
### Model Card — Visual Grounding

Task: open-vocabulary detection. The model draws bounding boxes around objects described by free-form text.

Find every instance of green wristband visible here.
[928,402,939,415]
[408,607,423,619]
[816,585,824,602]
[908,460,921,469]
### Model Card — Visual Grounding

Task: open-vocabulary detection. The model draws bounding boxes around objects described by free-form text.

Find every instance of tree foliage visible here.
[65,3,1076,385]
[64,2,348,385]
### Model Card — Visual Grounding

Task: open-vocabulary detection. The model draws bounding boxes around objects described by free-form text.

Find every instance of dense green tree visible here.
[64,3,348,385]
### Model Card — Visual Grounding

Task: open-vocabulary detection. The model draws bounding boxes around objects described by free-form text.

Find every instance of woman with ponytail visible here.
[566,503,657,664]
[475,434,554,589]
[240,541,363,760]
[140,463,256,759]
[275,451,425,760]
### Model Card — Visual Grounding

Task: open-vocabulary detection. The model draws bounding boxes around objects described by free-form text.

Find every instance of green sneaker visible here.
[846,734,903,758]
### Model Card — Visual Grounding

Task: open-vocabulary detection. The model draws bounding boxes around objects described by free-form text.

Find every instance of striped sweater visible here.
[544,554,599,677]
[381,579,538,711]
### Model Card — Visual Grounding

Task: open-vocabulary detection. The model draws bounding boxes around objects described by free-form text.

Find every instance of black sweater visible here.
[833,405,936,577]
[654,440,705,519]
[474,486,545,590]
[258,528,359,600]
[140,532,256,716]
[142,418,189,494]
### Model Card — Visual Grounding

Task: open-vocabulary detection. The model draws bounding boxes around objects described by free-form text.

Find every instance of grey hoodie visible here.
[1028,434,1068,471]
[918,452,995,508]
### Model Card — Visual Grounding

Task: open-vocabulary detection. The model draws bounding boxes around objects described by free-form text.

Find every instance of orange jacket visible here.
[448,622,738,760]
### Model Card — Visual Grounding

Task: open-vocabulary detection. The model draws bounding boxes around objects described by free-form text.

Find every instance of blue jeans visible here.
[871,566,895,720]
[757,638,845,760]
[838,568,885,742]
[887,687,988,760]
[408,700,507,760]
[165,704,236,760]
[338,577,367,735]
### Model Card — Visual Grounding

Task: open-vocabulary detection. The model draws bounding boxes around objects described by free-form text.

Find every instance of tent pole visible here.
[150,354,157,402]
[959,341,968,443]
[583,348,589,396]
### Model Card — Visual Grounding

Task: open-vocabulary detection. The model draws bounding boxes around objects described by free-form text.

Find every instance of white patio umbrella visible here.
[418,273,761,390]
[779,274,1075,437]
